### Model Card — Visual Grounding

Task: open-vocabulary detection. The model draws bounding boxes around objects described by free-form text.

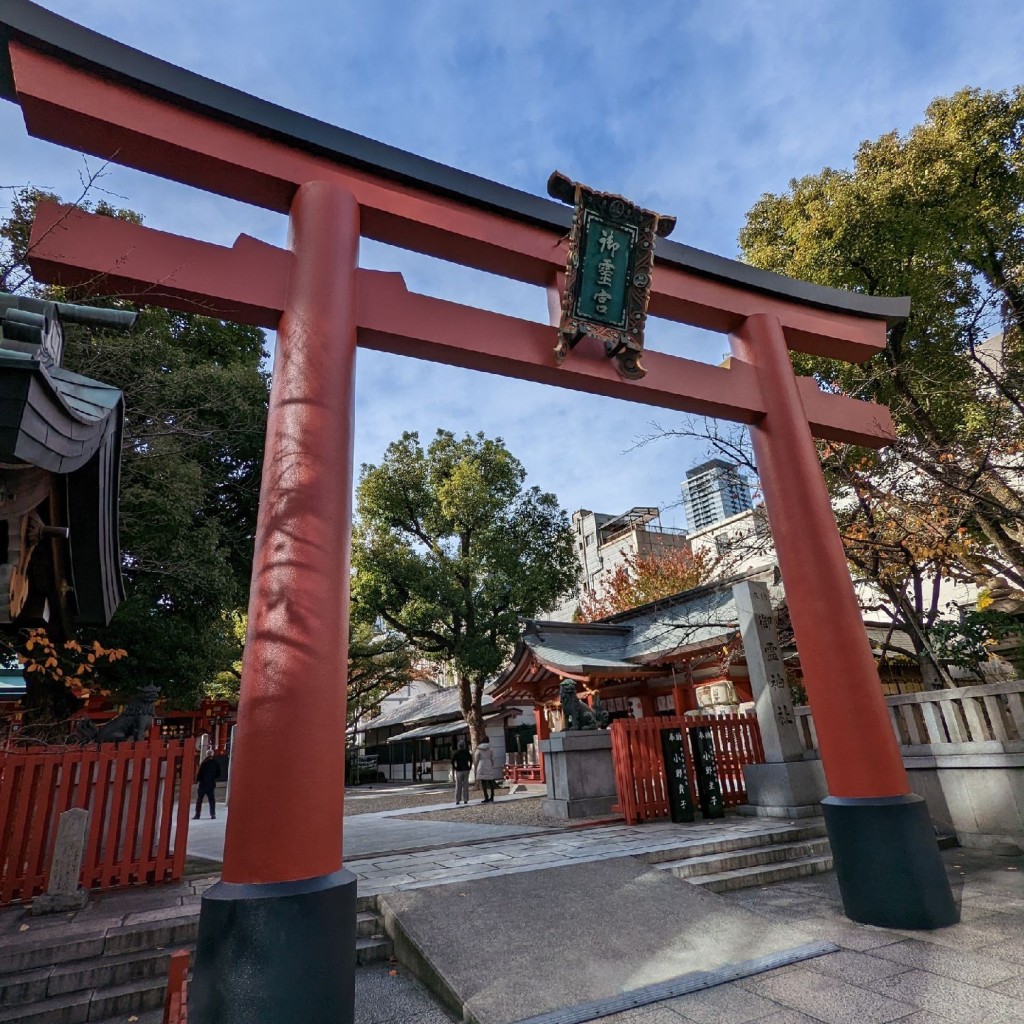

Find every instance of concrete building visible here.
[553,506,690,620]
[681,459,753,531]
[687,505,774,574]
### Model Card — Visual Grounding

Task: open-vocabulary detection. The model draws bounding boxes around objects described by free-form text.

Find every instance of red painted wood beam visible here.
[11,43,886,363]
[28,202,895,447]
[29,202,291,326]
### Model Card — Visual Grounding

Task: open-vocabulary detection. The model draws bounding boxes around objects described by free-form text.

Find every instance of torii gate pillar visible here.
[733,313,956,929]
[189,181,360,1024]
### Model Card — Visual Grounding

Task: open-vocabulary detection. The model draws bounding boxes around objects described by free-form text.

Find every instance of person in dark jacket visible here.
[194,750,221,820]
[452,739,472,805]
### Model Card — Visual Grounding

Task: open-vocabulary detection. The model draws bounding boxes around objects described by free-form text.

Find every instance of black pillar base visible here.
[188,868,356,1024]
[822,794,958,930]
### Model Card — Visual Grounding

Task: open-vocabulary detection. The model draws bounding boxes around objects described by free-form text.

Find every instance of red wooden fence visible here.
[610,713,765,825]
[0,738,195,904]
[163,949,191,1024]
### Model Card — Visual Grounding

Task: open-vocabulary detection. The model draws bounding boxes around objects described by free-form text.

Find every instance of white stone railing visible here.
[794,679,1024,757]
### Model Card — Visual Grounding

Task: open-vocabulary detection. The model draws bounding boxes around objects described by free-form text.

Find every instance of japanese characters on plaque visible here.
[733,580,803,763]
[659,728,695,823]
[690,727,725,819]
[547,171,676,381]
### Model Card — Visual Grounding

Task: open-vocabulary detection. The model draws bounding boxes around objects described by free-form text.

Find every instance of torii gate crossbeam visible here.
[0,5,956,1024]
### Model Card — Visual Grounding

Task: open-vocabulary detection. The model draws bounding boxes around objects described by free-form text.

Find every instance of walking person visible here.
[473,734,499,803]
[194,749,221,820]
[452,739,472,806]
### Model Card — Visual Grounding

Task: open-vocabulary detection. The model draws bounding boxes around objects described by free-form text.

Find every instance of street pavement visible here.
[6,792,1021,1023]
[185,787,552,863]
[181,793,1024,1021]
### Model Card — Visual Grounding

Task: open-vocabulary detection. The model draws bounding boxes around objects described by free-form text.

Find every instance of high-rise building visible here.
[681,459,753,531]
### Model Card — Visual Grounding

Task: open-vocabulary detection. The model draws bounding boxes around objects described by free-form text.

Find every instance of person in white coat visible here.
[473,736,499,803]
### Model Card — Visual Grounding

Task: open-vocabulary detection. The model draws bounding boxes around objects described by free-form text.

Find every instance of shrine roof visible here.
[387,711,517,744]
[364,685,500,732]
[495,565,782,699]
[0,1,910,326]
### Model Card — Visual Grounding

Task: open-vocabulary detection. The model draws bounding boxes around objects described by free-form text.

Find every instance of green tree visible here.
[739,86,1024,592]
[351,430,578,746]
[737,87,1024,682]
[346,617,414,728]
[2,188,269,710]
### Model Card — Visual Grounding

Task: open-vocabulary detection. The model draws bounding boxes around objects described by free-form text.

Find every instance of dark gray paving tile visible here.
[896,916,1024,953]
[794,918,905,952]
[665,983,781,1023]
[888,1014,962,1024]
[975,942,1024,968]
[991,975,1024,1001]
[877,969,1024,1023]
[870,938,1022,988]
[802,950,910,986]
[746,966,916,1023]
[598,1005,689,1024]
[749,1012,832,1024]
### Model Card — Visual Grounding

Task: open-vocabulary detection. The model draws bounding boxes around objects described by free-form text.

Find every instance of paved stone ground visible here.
[348,813,812,897]
[186,790,554,863]
[3,808,1022,1023]
[597,847,1024,1024]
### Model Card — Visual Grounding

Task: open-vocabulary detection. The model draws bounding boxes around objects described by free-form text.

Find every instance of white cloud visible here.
[2,0,1022,526]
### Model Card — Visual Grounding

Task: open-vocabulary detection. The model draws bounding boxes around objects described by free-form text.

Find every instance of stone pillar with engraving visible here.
[734,580,827,817]
[31,808,89,914]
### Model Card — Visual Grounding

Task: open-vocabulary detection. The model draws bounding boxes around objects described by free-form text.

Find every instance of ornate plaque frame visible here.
[548,171,675,380]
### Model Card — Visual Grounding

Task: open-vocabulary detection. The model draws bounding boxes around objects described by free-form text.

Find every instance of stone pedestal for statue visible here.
[31,808,89,915]
[540,730,617,819]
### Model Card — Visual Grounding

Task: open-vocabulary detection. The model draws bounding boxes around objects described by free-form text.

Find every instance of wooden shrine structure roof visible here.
[494,565,782,703]
[0,294,132,627]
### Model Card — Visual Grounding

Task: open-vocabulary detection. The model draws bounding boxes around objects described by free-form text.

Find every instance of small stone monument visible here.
[734,580,826,817]
[31,808,89,914]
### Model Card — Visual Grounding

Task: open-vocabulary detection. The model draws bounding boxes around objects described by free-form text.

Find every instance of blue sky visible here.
[2,1,1023,529]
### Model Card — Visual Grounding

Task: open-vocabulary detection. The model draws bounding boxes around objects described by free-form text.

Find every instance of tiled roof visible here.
[364,684,498,730]
[519,565,782,674]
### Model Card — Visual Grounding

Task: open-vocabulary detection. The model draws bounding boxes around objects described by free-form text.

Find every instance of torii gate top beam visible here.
[0,0,907,366]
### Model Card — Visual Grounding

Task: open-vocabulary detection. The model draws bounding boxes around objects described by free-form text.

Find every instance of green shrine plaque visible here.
[548,171,675,380]
[574,215,635,328]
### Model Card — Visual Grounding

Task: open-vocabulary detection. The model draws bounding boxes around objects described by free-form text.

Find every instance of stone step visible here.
[357,911,380,938]
[640,821,828,866]
[689,853,835,893]
[0,914,199,976]
[356,934,394,965]
[82,976,168,1021]
[657,838,832,880]
[0,991,92,1024]
[0,905,391,1021]
[92,1012,163,1024]
[1,947,180,1009]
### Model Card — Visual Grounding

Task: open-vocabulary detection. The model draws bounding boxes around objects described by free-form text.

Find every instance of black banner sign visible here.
[689,727,725,819]
[659,727,695,824]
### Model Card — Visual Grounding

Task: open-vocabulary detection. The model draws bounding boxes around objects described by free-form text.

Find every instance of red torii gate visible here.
[0,5,955,1023]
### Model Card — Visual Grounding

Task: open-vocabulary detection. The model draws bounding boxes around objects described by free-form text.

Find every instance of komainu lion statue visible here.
[74,684,160,744]
[559,679,609,730]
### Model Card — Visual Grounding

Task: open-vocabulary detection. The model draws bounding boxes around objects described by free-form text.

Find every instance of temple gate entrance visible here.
[0,5,956,1022]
